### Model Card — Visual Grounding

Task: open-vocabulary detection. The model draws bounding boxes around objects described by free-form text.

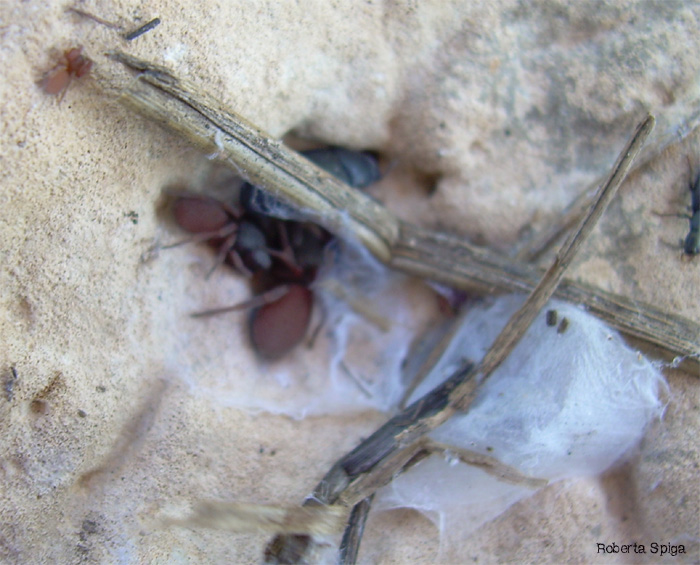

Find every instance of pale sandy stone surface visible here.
[0,1,698,563]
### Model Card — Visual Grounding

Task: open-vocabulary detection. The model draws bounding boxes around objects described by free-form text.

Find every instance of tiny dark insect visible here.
[557,317,569,334]
[41,46,93,98]
[684,158,700,256]
[171,147,380,359]
[545,309,558,327]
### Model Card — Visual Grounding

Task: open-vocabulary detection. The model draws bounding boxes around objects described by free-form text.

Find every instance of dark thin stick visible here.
[399,309,470,408]
[123,17,161,41]
[338,495,374,565]
[339,361,373,399]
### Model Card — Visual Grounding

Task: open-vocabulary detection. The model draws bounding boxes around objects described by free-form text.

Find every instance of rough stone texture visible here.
[1,1,698,563]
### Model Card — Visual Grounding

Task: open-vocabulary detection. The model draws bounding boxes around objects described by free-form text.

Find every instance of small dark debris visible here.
[545,309,557,327]
[557,317,570,334]
[81,519,98,535]
[123,17,161,41]
[4,366,18,401]
[124,211,139,225]
[684,212,699,256]
[77,409,87,418]
[95,385,107,393]
[75,543,90,555]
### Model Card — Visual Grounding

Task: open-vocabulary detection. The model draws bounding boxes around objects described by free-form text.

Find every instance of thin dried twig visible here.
[468,116,655,387]
[67,6,123,30]
[99,53,699,370]
[263,116,655,562]
[425,442,548,489]
[77,379,169,489]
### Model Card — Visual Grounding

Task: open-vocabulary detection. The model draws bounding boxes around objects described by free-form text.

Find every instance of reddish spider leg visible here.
[191,284,291,318]
[265,221,301,276]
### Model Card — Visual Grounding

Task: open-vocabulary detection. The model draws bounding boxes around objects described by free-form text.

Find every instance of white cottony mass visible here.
[375,294,667,546]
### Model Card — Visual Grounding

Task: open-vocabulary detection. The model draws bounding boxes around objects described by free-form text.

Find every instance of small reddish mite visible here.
[41,46,93,97]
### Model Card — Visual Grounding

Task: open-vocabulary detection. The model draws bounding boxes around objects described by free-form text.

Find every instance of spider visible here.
[170,147,381,359]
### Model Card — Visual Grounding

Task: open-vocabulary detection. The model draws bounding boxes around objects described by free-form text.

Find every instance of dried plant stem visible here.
[263,116,655,562]
[102,53,698,370]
